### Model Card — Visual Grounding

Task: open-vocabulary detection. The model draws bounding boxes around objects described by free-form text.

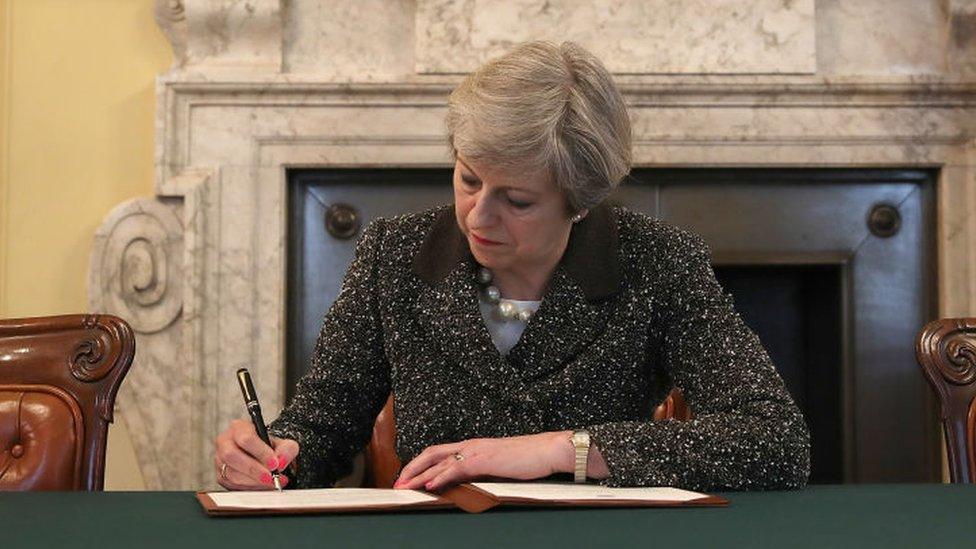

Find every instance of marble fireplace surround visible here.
[88,0,976,490]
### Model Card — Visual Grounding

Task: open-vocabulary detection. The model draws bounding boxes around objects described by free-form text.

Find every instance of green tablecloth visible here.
[1,484,973,548]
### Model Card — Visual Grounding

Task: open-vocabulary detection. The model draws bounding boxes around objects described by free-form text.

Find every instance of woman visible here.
[213,41,811,492]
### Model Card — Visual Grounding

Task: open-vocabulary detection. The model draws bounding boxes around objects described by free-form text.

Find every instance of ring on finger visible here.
[453,452,464,461]
[220,462,229,480]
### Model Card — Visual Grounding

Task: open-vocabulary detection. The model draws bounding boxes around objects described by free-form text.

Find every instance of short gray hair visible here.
[446,41,632,212]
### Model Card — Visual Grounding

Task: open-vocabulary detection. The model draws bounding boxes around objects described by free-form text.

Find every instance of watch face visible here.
[572,431,590,447]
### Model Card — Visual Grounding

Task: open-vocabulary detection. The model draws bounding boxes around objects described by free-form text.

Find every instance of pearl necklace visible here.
[475,266,536,322]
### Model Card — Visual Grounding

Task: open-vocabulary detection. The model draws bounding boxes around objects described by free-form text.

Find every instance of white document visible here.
[470,482,707,502]
[207,488,439,510]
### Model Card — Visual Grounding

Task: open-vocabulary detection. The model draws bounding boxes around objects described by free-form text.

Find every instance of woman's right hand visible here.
[214,418,300,490]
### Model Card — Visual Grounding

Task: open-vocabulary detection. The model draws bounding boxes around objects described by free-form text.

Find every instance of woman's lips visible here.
[471,232,503,246]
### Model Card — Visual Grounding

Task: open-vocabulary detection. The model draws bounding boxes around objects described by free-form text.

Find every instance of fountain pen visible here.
[236,368,283,491]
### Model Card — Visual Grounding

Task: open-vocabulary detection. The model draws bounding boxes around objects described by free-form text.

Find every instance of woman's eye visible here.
[461,178,479,188]
[508,197,532,209]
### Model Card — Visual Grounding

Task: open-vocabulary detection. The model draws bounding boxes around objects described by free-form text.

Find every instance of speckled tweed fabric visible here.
[268,202,811,491]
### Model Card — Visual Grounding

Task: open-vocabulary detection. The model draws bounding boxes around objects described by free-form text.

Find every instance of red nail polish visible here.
[267,458,277,470]
[260,472,272,484]
[425,482,433,490]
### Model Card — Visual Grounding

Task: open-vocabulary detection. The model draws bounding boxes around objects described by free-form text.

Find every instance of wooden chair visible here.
[916,318,976,483]
[363,388,690,488]
[0,315,135,490]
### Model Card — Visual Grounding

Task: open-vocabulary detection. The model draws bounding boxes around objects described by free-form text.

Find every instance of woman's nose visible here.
[468,192,496,227]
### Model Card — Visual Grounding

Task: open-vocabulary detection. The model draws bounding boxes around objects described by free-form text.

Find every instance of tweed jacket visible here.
[269,203,811,491]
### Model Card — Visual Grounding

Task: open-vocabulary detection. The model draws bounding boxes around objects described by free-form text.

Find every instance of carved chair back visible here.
[916,318,976,483]
[363,388,690,488]
[0,315,135,490]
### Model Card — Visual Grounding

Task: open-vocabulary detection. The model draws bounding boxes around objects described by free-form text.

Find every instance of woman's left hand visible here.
[393,431,573,492]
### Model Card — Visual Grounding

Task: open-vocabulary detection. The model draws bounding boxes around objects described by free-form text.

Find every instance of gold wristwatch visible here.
[571,430,591,483]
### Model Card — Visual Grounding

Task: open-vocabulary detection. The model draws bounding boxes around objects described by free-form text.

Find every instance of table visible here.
[1,484,973,548]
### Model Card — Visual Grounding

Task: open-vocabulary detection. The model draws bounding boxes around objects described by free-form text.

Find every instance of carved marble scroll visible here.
[154,0,283,72]
[89,199,183,335]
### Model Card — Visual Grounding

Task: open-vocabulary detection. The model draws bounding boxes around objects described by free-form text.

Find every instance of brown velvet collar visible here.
[411,203,621,302]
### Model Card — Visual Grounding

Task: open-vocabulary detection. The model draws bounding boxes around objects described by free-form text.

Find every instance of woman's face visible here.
[453,154,575,274]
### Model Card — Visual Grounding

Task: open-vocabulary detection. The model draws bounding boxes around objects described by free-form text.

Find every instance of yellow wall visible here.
[0,0,172,489]
[1,0,10,313]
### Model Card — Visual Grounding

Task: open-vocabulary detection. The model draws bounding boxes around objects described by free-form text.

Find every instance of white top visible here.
[478,297,542,355]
